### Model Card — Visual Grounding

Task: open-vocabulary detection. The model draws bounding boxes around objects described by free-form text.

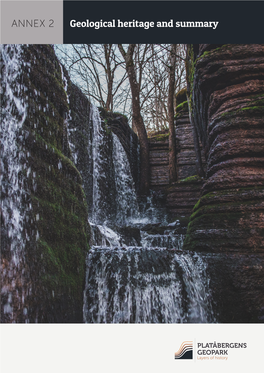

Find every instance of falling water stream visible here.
[1,45,33,322]
[1,49,215,323]
[81,105,216,324]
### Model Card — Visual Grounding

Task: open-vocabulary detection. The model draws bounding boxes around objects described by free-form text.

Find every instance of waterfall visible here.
[1,48,216,323]
[112,133,139,225]
[89,105,140,226]
[1,45,32,322]
[84,248,215,323]
[82,104,216,323]
[91,104,106,223]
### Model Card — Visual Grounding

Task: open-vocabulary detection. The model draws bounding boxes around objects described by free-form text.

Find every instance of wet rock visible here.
[148,135,170,189]
[175,114,206,180]
[84,248,215,323]
[203,252,264,322]
[184,44,264,322]
[185,44,264,253]
[149,112,206,217]
[166,176,204,217]
[115,226,142,246]
[1,45,89,322]
[100,109,140,192]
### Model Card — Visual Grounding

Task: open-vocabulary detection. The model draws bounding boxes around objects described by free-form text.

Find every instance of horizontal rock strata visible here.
[166,177,203,216]
[175,113,206,179]
[165,112,205,217]
[185,44,264,253]
[184,44,264,322]
[205,252,264,322]
[148,135,169,190]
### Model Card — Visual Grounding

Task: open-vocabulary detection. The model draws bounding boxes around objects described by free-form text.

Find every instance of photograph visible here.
[1,1,264,372]
[2,42,264,324]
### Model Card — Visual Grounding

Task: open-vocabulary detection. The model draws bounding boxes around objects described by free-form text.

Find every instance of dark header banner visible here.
[63,1,264,43]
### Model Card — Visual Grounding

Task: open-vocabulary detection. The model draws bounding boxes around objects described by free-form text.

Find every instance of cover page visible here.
[1,1,264,372]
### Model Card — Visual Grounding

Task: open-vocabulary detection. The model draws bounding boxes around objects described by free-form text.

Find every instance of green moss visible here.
[219,100,264,119]
[104,124,112,136]
[241,105,264,112]
[193,186,264,213]
[175,88,187,105]
[186,44,195,116]
[148,131,169,141]
[99,107,129,123]
[113,111,129,122]
[179,175,202,183]
[18,44,90,321]
[32,172,90,305]
[175,100,188,114]
[193,198,201,212]
[188,211,243,230]
[186,44,231,118]
[32,131,82,183]
[196,44,231,62]
[38,238,87,301]
[154,133,169,141]
[190,198,258,222]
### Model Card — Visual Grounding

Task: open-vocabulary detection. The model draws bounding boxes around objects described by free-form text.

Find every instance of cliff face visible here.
[1,45,90,322]
[185,44,264,253]
[164,90,205,217]
[176,113,200,179]
[148,134,170,190]
[1,45,142,323]
[184,44,264,322]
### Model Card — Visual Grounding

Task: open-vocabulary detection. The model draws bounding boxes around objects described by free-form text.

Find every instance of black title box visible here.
[63,1,264,44]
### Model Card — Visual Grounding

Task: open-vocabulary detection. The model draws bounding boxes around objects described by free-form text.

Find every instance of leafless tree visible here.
[137,44,186,133]
[186,44,205,177]
[118,44,150,195]
[55,44,188,191]
[167,44,177,182]
[55,44,127,111]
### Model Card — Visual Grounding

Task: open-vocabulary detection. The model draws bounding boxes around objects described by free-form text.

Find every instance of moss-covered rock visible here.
[1,45,90,323]
[183,44,264,321]
[184,44,264,253]
[175,87,187,106]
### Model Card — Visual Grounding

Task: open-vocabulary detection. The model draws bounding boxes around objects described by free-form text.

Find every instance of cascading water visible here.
[1,45,32,322]
[112,133,139,225]
[84,248,215,323]
[90,104,107,224]
[1,49,216,323]
[82,105,216,324]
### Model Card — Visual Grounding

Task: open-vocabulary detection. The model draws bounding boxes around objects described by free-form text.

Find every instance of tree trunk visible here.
[104,44,114,111]
[186,45,205,177]
[168,44,177,183]
[118,44,150,195]
[187,96,205,177]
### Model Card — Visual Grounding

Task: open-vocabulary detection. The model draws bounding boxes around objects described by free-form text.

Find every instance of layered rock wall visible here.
[184,44,264,322]
[166,110,205,217]
[185,44,264,253]
[149,135,169,190]
[176,113,203,179]
[166,177,204,217]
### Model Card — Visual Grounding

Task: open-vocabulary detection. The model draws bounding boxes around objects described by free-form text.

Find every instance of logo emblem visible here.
[175,341,193,359]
